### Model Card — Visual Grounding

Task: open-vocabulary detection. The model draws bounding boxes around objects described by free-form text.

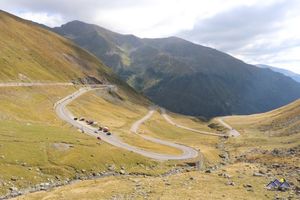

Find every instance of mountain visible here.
[0,11,154,197]
[1,11,299,199]
[53,20,300,118]
[0,12,104,82]
[0,10,146,102]
[257,64,300,83]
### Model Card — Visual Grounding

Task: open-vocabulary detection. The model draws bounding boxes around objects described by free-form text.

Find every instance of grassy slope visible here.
[13,100,300,200]
[14,163,291,200]
[223,99,300,136]
[67,89,182,155]
[221,99,300,155]
[0,10,148,105]
[0,11,164,196]
[68,89,223,164]
[1,10,298,199]
[0,87,167,196]
[0,10,113,82]
[140,111,222,164]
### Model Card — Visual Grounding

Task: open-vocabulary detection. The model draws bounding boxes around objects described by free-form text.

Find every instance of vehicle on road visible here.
[103,127,109,132]
[73,117,78,120]
[54,87,199,160]
[79,117,85,121]
[106,132,111,136]
[86,120,94,125]
[94,130,98,134]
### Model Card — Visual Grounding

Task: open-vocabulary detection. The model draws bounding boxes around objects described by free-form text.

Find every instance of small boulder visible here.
[227,181,235,186]
[243,184,252,188]
[107,164,116,171]
[9,187,18,191]
[253,172,264,177]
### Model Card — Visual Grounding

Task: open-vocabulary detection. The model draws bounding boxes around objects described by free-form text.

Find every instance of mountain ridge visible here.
[257,64,300,83]
[52,20,300,118]
[0,10,149,105]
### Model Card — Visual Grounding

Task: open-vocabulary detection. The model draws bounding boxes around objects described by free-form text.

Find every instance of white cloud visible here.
[17,12,64,27]
[1,0,300,73]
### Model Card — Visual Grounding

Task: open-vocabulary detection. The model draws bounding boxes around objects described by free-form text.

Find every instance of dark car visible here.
[73,117,78,120]
[106,132,111,136]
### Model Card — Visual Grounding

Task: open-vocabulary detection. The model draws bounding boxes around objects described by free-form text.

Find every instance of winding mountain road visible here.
[55,86,198,160]
[1,81,237,159]
[160,108,225,137]
[130,107,198,160]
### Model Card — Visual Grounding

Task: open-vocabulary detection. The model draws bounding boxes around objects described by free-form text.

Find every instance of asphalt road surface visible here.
[55,86,198,160]
[160,108,225,137]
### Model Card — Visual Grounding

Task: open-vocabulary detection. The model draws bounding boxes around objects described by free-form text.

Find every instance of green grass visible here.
[219,100,300,158]
[15,162,291,200]
[140,111,222,164]
[68,89,222,163]
[0,87,169,196]
[68,89,183,155]
[0,11,113,82]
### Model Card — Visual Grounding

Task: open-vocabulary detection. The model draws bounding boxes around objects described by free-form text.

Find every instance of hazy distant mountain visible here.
[53,21,300,118]
[257,64,300,83]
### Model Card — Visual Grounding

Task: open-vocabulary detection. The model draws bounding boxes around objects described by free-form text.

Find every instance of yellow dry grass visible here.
[0,87,168,196]
[14,162,290,200]
[68,89,183,155]
[140,111,222,164]
[0,10,112,82]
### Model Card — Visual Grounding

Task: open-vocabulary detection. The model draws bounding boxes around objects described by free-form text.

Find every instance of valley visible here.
[53,21,300,118]
[1,82,298,200]
[0,9,299,200]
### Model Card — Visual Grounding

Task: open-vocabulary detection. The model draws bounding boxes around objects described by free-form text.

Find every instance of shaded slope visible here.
[54,21,300,118]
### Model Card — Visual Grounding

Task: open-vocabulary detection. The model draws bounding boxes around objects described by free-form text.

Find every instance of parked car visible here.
[97,137,101,140]
[86,120,94,125]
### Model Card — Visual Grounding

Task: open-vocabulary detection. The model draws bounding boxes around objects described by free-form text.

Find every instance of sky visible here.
[1,0,300,74]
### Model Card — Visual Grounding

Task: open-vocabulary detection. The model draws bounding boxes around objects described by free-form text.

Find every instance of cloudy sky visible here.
[1,0,300,73]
